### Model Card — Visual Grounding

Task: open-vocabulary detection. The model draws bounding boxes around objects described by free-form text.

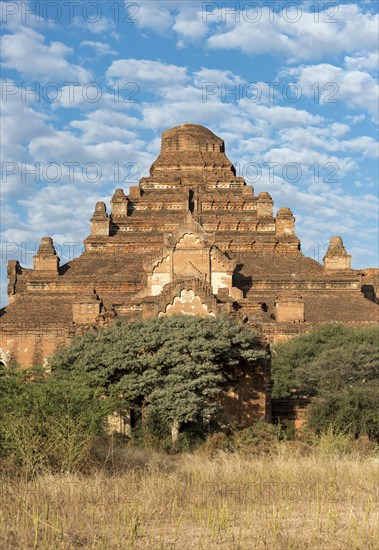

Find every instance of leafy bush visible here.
[0,366,114,476]
[196,432,231,457]
[230,420,284,455]
[308,384,379,441]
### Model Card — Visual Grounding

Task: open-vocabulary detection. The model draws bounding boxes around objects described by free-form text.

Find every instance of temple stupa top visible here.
[141,123,244,187]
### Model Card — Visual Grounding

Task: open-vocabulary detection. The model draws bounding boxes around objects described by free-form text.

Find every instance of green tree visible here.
[271,323,379,439]
[50,316,267,442]
[271,324,379,398]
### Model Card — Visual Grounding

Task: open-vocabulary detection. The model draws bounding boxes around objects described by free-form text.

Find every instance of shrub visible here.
[307,384,379,441]
[0,366,114,476]
[230,421,283,456]
[196,432,231,457]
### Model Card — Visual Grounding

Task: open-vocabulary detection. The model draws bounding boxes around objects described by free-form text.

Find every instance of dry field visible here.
[1,444,378,549]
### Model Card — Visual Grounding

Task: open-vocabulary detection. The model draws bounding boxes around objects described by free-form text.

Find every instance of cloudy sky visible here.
[1,0,378,307]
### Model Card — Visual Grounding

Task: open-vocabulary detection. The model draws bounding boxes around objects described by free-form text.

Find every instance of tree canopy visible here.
[271,323,379,440]
[50,315,268,437]
[271,323,379,399]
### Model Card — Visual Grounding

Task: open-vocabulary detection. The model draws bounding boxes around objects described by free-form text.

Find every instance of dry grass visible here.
[1,446,378,549]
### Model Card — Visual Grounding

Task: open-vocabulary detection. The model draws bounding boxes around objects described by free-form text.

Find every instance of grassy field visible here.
[1,442,378,549]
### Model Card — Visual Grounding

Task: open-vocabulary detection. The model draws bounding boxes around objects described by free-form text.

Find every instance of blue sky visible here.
[1,0,378,307]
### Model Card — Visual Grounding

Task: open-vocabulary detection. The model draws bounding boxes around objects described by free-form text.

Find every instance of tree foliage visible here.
[271,324,379,399]
[50,316,267,435]
[271,323,379,440]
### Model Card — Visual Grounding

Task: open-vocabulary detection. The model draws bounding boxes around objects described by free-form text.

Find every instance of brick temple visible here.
[0,124,378,421]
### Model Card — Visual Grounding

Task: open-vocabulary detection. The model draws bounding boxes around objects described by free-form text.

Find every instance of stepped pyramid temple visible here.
[0,124,378,422]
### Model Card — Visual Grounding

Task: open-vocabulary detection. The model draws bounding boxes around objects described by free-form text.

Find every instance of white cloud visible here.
[0,81,55,197]
[137,82,243,131]
[286,63,379,120]
[262,146,357,178]
[0,0,51,32]
[344,52,379,72]
[345,114,366,124]
[18,184,102,236]
[51,84,133,110]
[27,129,151,175]
[130,0,200,33]
[72,16,117,35]
[338,136,379,158]
[193,68,240,86]
[128,1,210,45]
[329,123,350,137]
[133,2,174,33]
[69,110,138,143]
[106,58,190,86]
[250,104,324,128]
[80,41,118,56]
[206,4,379,62]
[237,137,275,153]
[1,82,52,159]
[172,5,208,43]
[277,126,379,159]
[1,27,91,82]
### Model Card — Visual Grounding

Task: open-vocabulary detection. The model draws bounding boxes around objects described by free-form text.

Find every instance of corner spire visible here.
[33,237,59,272]
[324,236,351,270]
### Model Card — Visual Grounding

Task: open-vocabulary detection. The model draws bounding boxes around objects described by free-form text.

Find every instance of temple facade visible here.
[1,124,378,410]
